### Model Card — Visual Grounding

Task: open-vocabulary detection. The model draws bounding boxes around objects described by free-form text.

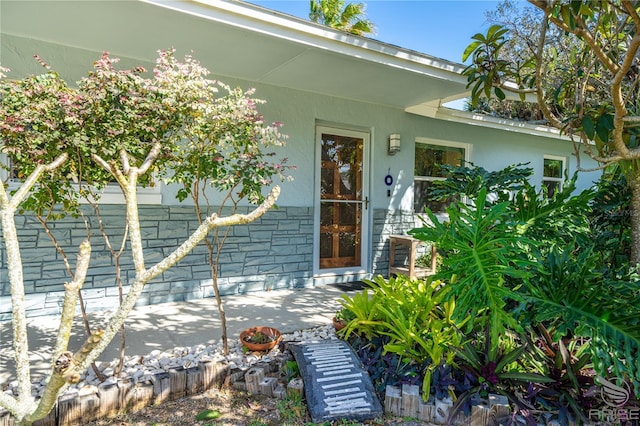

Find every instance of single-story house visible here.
[0,0,599,318]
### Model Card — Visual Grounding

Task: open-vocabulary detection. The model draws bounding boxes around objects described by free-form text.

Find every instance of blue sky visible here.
[249,0,502,63]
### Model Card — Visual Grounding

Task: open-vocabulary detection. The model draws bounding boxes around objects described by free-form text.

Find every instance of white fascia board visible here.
[427,107,571,141]
[436,84,538,105]
[144,0,468,84]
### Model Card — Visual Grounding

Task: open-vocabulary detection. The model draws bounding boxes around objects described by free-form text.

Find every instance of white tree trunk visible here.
[1,152,280,425]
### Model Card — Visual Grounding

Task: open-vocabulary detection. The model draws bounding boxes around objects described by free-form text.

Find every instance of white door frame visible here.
[313,125,370,277]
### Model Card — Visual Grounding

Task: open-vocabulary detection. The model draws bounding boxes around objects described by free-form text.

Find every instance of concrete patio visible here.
[0,284,362,386]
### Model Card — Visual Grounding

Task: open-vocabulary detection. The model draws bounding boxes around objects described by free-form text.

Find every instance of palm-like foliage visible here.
[309,0,374,36]
[510,173,594,248]
[339,275,468,401]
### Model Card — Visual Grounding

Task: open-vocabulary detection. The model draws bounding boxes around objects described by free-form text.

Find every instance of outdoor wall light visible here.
[388,134,401,155]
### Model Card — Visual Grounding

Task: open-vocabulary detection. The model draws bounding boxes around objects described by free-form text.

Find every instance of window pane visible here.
[415,144,464,177]
[414,143,465,214]
[414,180,456,214]
[543,158,563,178]
[543,180,560,197]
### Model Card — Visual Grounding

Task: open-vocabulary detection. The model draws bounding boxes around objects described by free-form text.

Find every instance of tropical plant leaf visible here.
[525,244,640,395]
[410,188,531,346]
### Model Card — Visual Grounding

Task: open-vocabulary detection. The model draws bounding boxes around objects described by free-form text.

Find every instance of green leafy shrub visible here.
[448,326,555,424]
[334,306,355,324]
[410,189,530,344]
[281,360,300,383]
[523,324,597,424]
[337,286,381,339]
[339,275,467,401]
[427,161,533,205]
[410,166,640,397]
[588,167,631,270]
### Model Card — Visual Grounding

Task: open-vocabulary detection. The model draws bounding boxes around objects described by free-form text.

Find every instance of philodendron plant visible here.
[410,178,640,398]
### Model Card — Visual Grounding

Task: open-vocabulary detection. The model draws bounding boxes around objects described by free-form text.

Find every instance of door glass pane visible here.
[320,202,359,228]
[319,202,361,266]
[321,167,334,195]
[339,232,356,257]
[320,233,333,258]
[321,134,362,200]
[339,202,357,226]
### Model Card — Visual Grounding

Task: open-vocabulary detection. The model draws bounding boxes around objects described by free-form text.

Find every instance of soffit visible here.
[0,0,469,112]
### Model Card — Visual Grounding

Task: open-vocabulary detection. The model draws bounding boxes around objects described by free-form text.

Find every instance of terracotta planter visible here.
[240,326,282,352]
[332,316,347,331]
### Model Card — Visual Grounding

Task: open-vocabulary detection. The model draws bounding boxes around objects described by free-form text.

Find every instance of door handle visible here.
[363,196,369,210]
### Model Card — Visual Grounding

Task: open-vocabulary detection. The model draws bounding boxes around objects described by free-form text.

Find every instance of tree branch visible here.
[51,240,92,367]
[72,185,281,375]
[0,154,68,420]
[7,154,68,211]
[533,15,564,130]
[622,1,640,28]
[139,142,162,175]
[120,149,130,175]
[610,34,640,157]
[92,154,128,189]
[529,0,620,74]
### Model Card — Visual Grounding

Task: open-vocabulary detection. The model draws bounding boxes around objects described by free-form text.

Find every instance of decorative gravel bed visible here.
[3,325,339,400]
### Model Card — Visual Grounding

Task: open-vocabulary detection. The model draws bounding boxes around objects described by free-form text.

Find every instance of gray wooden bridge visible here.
[290,340,383,423]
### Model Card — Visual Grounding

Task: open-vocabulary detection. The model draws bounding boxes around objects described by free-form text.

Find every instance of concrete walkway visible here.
[0,285,360,386]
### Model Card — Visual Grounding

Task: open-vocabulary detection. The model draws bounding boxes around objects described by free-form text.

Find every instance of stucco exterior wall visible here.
[159,77,601,210]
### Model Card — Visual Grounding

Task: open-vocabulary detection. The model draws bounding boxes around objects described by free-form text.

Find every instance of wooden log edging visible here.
[0,359,232,426]
[384,384,510,426]
[0,358,511,426]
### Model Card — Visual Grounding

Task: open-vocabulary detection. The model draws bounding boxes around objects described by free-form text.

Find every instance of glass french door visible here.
[315,127,369,272]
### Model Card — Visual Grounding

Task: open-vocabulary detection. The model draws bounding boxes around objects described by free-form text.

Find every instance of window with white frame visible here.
[414,139,469,214]
[542,155,565,197]
[1,155,162,205]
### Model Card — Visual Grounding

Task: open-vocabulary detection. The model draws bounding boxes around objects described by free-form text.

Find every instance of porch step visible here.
[289,340,383,423]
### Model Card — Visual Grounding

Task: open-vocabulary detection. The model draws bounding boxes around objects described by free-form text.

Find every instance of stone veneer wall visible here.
[0,206,429,320]
[0,205,314,320]
[370,208,432,277]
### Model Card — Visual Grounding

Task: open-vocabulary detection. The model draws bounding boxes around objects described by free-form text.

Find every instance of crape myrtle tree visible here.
[462,0,640,265]
[165,83,292,355]
[0,50,289,425]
